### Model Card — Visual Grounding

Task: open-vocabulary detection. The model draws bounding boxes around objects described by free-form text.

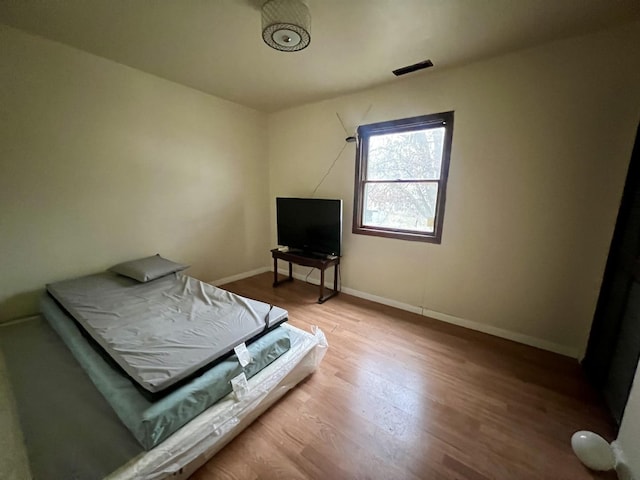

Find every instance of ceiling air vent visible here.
[392,59,434,76]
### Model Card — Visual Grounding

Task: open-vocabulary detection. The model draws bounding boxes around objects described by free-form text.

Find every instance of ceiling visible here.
[1,0,639,112]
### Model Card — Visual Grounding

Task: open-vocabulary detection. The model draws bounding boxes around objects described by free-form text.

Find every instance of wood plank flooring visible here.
[191,273,616,480]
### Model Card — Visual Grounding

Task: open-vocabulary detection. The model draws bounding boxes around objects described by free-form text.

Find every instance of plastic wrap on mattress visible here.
[0,317,326,479]
[107,325,327,480]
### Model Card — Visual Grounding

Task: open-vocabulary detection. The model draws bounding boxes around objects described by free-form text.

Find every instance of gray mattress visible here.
[47,272,288,393]
[40,294,292,450]
[0,316,143,479]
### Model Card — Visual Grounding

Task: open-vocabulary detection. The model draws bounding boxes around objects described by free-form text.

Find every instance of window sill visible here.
[352,225,442,244]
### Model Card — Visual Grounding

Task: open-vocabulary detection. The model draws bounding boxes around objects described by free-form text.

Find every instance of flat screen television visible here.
[276,197,343,256]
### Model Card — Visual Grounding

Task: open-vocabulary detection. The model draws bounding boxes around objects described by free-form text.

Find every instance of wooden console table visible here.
[271,248,340,304]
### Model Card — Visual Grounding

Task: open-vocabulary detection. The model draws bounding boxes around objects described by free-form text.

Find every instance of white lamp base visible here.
[571,430,615,471]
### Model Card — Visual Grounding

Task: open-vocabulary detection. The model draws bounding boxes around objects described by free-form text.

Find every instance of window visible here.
[352,111,454,243]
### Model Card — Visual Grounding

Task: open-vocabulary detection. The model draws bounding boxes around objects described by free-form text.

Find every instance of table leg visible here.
[319,266,325,303]
[273,257,278,287]
[288,262,293,280]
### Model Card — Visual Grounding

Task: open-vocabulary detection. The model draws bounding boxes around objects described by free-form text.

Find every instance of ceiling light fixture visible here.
[262,0,310,52]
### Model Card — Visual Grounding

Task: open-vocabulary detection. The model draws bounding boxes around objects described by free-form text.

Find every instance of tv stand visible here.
[271,248,340,304]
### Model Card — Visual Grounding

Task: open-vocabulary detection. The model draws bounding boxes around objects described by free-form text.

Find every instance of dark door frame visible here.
[583,122,640,423]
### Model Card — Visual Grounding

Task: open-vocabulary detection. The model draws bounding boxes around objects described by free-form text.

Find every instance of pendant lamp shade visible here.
[262,0,311,52]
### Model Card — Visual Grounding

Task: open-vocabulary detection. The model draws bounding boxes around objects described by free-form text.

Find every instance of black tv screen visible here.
[276,198,343,256]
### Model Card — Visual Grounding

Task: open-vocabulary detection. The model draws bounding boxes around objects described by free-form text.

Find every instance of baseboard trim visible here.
[209,266,271,287]
[276,267,578,358]
[421,308,578,358]
[341,285,423,315]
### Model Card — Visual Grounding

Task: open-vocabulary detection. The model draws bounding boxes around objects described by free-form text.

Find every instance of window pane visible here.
[367,127,445,181]
[363,182,438,233]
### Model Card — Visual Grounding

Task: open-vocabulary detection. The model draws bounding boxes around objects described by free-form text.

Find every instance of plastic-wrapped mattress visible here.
[110,323,327,480]
[0,315,327,479]
[41,294,292,450]
[46,272,288,393]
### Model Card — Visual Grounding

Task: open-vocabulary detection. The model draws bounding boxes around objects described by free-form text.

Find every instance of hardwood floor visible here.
[191,273,616,480]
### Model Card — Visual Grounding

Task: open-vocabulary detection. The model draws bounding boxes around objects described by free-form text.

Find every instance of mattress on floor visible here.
[46,271,288,393]
[0,317,327,480]
[41,294,291,450]
[0,317,143,480]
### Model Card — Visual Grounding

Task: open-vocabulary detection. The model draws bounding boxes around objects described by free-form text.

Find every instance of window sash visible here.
[361,179,441,184]
[365,126,446,181]
[360,180,442,235]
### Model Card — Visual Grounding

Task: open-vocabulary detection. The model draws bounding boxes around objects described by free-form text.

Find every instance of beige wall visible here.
[0,25,270,322]
[268,22,640,357]
[2,21,640,357]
